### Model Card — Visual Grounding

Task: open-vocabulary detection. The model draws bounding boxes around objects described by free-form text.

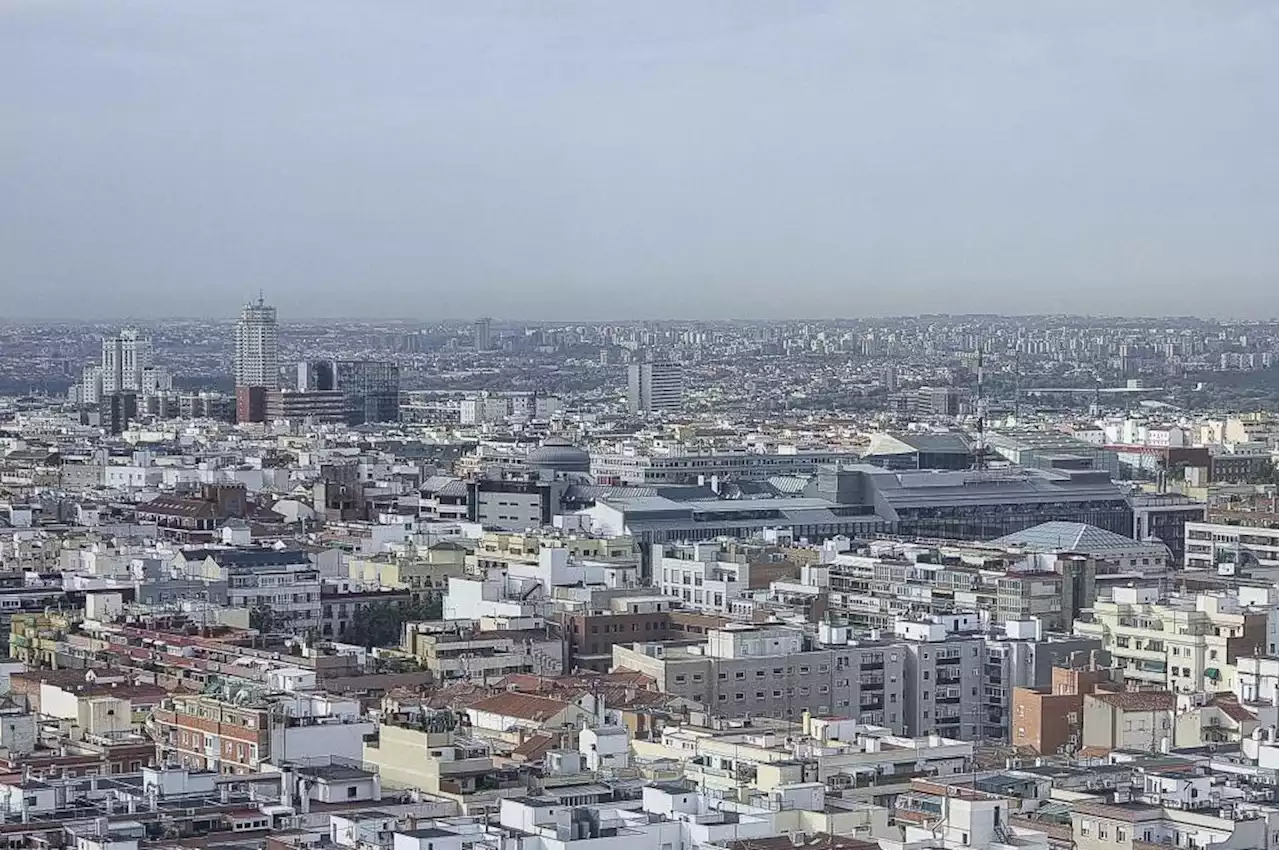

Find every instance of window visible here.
[735,693,744,701]
[923,671,930,680]
[347,786,358,798]
[1116,828,1126,842]
[1080,820,1092,837]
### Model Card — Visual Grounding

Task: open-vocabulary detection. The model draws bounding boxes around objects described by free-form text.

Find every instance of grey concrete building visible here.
[611,623,908,733]
[894,617,987,742]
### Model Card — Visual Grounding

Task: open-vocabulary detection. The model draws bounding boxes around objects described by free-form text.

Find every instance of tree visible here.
[249,604,294,638]
[344,598,440,649]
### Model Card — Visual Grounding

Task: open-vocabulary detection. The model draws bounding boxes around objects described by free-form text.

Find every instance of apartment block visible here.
[1184,521,1279,571]
[654,540,802,617]
[150,691,371,774]
[1011,665,1116,756]
[558,599,728,673]
[1074,586,1271,694]
[175,548,322,629]
[895,616,986,741]
[612,623,908,731]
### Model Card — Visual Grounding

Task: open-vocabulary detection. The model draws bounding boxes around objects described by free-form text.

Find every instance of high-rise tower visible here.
[473,317,493,352]
[234,296,279,389]
[234,296,279,422]
[627,361,684,415]
[101,328,153,393]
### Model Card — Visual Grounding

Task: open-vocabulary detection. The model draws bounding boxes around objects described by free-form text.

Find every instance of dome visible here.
[526,437,591,473]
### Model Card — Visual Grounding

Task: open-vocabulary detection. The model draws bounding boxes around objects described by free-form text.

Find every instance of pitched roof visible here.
[179,547,310,569]
[1088,691,1175,712]
[467,692,575,722]
[1208,694,1256,723]
[509,733,557,763]
[864,431,972,457]
[136,496,219,519]
[991,521,1147,553]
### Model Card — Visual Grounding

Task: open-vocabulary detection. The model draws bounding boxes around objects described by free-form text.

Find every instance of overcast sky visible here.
[1,1,1275,320]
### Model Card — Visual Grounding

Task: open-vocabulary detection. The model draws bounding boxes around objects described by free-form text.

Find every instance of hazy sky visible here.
[2,1,1275,320]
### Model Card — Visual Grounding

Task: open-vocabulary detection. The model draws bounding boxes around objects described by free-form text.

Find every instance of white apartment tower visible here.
[101,328,153,393]
[79,365,104,404]
[234,296,279,389]
[627,361,684,414]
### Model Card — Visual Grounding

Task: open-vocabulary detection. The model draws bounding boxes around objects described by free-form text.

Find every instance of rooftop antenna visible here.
[1012,349,1021,424]
[973,347,986,472]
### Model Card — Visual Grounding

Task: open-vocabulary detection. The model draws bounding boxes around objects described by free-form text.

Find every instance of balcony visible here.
[1115,619,1164,636]
[1113,644,1165,663]
[1125,665,1167,685]
[834,768,933,790]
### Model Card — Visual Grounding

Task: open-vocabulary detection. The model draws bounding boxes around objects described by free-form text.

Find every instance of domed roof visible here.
[526,437,591,473]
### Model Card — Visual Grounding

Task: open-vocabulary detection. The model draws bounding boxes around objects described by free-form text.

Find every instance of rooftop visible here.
[1088,691,1176,712]
[990,521,1155,553]
[468,692,575,722]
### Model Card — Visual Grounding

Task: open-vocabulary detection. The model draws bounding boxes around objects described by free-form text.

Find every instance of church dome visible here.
[525,437,591,473]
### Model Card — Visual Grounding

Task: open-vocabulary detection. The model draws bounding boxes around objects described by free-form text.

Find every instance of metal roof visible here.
[990,521,1146,552]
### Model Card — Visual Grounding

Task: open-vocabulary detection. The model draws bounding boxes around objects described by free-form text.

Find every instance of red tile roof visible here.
[1088,691,1175,712]
[468,693,575,722]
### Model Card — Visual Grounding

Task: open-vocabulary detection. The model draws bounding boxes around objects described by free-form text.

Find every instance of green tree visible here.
[249,604,295,638]
[344,598,441,649]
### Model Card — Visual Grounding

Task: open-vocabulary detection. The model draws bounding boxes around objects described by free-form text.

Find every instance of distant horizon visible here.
[0,311,1276,325]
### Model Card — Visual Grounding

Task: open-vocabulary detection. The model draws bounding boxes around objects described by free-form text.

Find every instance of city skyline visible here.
[2,2,1275,320]
[0,2,1274,844]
